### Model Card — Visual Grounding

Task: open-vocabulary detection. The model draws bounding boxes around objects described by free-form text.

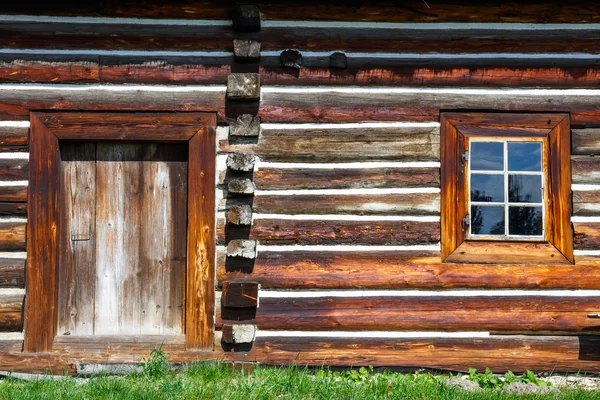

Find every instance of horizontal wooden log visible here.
[0,203,26,216]
[217,252,600,290]
[573,191,600,216]
[6,20,600,55]
[220,126,440,162]
[573,222,600,249]
[0,159,28,181]
[258,90,600,125]
[572,155,600,184]
[0,339,23,352]
[9,61,600,89]
[0,258,25,288]
[7,1,600,23]
[253,192,439,215]
[0,125,28,146]
[6,334,600,373]
[217,295,600,333]
[254,167,440,189]
[0,86,225,120]
[0,294,23,331]
[221,219,440,246]
[222,335,600,373]
[0,222,25,251]
[0,186,27,203]
[260,66,600,88]
[0,351,74,374]
[0,60,99,84]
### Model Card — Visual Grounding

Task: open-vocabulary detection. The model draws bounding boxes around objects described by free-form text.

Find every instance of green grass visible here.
[1,363,600,400]
[0,350,599,400]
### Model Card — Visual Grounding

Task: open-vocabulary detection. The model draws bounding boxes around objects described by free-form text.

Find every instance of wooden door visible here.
[26,112,216,352]
[57,142,188,336]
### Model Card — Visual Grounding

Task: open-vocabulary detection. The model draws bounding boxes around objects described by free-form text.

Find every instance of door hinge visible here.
[461,151,469,163]
[462,214,470,228]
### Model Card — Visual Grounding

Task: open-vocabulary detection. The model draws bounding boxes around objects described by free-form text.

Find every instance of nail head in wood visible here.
[231,5,261,32]
[330,52,348,69]
[227,73,260,101]
[228,179,255,195]
[226,153,255,171]
[229,114,260,137]
[222,281,259,308]
[226,205,252,225]
[280,49,302,69]
[222,324,257,344]
[227,239,257,259]
[233,39,261,61]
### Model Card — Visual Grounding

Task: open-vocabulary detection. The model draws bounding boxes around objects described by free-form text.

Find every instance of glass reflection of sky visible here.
[508,175,542,203]
[471,206,504,235]
[508,142,541,171]
[471,174,504,202]
[471,142,503,171]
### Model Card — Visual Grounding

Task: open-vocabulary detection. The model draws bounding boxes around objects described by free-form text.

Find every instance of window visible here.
[440,113,573,264]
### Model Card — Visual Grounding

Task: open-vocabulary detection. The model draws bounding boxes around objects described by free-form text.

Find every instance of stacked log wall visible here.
[1,7,600,372]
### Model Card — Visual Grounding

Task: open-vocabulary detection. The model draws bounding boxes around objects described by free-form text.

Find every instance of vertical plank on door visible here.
[95,143,143,335]
[57,143,96,336]
[139,144,187,334]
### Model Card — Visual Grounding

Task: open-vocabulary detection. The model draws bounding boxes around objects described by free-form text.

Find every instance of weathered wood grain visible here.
[0,186,27,203]
[572,156,600,184]
[0,222,26,251]
[186,119,217,350]
[24,112,60,352]
[139,144,187,334]
[258,90,600,125]
[220,126,440,162]
[6,334,600,373]
[10,1,600,23]
[254,167,440,190]
[0,125,28,146]
[253,192,439,215]
[217,252,600,290]
[0,60,99,84]
[573,128,600,155]
[0,339,22,352]
[94,143,187,335]
[573,191,600,216]
[573,222,600,249]
[0,294,23,331]
[0,159,28,182]
[217,295,600,333]
[0,203,26,216]
[232,219,440,246]
[57,143,96,336]
[0,87,225,120]
[260,66,600,88]
[220,335,600,373]
[100,64,230,85]
[0,258,25,288]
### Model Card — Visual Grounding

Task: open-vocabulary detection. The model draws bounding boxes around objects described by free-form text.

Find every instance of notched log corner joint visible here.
[226,204,252,225]
[229,115,260,137]
[222,281,260,308]
[228,179,256,195]
[226,153,256,171]
[227,74,261,101]
[222,324,257,344]
[233,40,261,61]
[227,239,257,259]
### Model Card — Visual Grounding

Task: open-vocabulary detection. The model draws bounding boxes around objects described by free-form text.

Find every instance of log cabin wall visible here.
[2,0,600,373]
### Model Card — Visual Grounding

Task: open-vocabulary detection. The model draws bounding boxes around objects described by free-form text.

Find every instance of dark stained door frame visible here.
[25,112,216,352]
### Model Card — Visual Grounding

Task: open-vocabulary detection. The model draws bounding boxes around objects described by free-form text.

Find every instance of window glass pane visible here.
[508,206,543,236]
[471,174,504,202]
[471,142,504,171]
[508,175,542,203]
[471,206,505,235]
[508,142,542,171]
